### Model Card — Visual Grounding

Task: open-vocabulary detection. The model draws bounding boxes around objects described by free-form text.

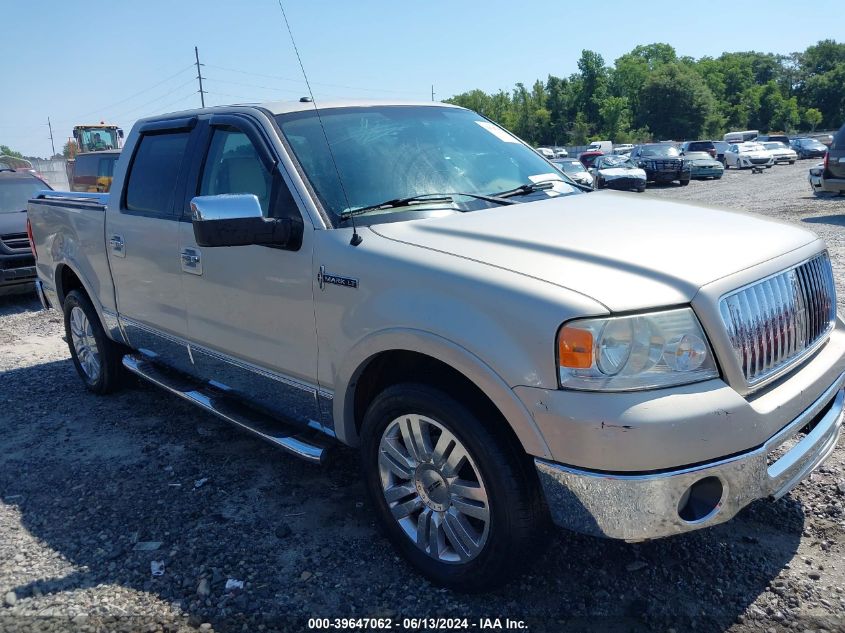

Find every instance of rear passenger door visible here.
[176,114,321,426]
[829,125,845,179]
[106,117,197,373]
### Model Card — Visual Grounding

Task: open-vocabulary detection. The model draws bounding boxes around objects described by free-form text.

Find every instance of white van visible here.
[586,140,613,154]
[723,130,759,144]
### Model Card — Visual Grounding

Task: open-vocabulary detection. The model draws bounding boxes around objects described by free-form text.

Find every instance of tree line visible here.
[446,41,845,146]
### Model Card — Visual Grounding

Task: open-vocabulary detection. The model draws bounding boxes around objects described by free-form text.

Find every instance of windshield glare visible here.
[0,178,47,213]
[276,106,575,222]
[598,156,635,168]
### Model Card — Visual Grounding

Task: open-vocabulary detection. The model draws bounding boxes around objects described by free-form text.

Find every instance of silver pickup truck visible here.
[27,100,845,590]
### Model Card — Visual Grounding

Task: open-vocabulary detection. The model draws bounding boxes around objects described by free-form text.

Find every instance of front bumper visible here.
[0,259,36,288]
[535,371,844,541]
[603,177,645,191]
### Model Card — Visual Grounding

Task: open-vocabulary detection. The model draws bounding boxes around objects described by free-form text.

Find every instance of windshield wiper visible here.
[340,192,516,219]
[492,179,560,199]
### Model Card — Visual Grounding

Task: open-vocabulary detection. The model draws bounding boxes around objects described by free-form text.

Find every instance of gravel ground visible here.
[1,161,845,633]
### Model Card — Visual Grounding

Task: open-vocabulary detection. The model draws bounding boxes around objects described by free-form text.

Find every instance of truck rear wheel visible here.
[360,383,547,591]
[63,290,125,394]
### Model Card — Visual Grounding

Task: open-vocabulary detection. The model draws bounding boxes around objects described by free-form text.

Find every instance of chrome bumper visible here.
[535,372,845,541]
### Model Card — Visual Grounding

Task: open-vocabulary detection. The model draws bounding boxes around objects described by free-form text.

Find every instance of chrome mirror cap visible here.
[190,194,263,221]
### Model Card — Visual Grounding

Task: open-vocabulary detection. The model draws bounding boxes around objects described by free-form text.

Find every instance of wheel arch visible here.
[332,328,552,460]
[54,262,124,344]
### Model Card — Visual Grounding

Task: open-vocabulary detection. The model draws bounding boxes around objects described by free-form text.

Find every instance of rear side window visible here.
[125,132,189,215]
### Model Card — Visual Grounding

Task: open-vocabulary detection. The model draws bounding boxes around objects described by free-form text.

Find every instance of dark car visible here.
[70,149,121,193]
[712,141,730,166]
[0,169,51,295]
[680,140,716,159]
[630,143,691,186]
[791,138,828,159]
[809,122,845,196]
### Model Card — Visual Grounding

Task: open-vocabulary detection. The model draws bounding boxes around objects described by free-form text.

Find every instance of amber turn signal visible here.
[558,326,594,369]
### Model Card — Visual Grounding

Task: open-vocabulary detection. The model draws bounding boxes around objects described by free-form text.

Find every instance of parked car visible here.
[680,140,717,159]
[724,142,775,169]
[612,144,634,155]
[808,122,845,196]
[712,141,730,166]
[27,99,845,591]
[757,134,790,146]
[551,158,593,188]
[791,138,829,160]
[586,140,612,154]
[761,142,797,165]
[630,143,691,185]
[535,147,555,159]
[551,147,568,158]
[683,151,724,179]
[0,168,51,294]
[578,150,604,168]
[589,154,646,192]
[70,149,121,193]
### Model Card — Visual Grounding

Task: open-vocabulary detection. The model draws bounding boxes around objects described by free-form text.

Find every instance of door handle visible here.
[109,235,125,257]
[180,248,203,275]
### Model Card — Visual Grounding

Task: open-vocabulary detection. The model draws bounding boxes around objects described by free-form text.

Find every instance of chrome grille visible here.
[720,253,836,386]
[1,232,30,252]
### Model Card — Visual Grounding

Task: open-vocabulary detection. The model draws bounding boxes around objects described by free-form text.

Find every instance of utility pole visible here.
[47,117,56,156]
[431,84,435,102]
[195,46,206,108]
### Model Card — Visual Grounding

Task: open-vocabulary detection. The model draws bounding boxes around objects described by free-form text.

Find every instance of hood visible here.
[598,167,646,180]
[368,192,818,312]
[0,209,28,236]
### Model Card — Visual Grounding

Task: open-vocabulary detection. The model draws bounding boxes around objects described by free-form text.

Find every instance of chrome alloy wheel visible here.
[378,414,490,563]
[69,306,101,383]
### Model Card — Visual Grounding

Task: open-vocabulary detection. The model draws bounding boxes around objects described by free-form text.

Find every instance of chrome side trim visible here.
[535,371,845,541]
[122,354,330,464]
[34,280,50,310]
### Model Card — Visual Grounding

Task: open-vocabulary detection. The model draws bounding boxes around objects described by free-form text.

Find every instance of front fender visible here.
[333,327,553,459]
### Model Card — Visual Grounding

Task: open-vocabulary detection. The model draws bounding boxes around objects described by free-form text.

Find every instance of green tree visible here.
[0,145,23,158]
[804,107,823,131]
[599,96,631,140]
[640,63,715,139]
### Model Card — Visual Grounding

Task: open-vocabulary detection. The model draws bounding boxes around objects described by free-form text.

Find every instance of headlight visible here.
[556,308,718,391]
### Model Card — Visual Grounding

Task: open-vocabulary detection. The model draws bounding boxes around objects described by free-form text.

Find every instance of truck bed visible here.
[27,191,117,317]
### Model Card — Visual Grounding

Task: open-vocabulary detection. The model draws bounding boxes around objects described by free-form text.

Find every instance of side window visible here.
[200,128,273,216]
[125,132,190,215]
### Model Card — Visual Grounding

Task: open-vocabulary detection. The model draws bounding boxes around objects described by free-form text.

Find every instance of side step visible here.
[122,354,332,465]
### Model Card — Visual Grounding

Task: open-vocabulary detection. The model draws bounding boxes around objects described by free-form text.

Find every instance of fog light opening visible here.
[678,476,724,523]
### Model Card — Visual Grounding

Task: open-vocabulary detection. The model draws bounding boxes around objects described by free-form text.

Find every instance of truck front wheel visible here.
[63,290,125,394]
[360,383,547,591]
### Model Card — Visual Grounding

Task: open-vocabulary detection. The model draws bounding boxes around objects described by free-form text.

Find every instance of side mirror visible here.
[190,194,294,248]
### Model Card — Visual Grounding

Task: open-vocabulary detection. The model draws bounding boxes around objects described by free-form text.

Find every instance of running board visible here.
[122,354,332,465]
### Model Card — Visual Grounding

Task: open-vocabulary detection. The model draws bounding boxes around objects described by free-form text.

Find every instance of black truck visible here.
[631,143,691,186]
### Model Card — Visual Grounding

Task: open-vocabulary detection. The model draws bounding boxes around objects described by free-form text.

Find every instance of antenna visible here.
[276,1,362,246]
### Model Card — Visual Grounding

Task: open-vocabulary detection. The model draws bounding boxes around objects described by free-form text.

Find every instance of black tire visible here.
[680,177,690,186]
[360,383,548,591]
[789,161,795,165]
[63,290,125,394]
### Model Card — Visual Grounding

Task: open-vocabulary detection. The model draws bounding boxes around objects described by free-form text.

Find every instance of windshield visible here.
[0,177,49,213]
[276,106,575,223]
[684,152,712,161]
[741,143,765,152]
[805,140,826,149]
[553,160,585,174]
[763,142,787,150]
[639,145,680,157]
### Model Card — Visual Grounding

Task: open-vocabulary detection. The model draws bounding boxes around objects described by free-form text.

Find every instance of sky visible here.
[1,0,842,158]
